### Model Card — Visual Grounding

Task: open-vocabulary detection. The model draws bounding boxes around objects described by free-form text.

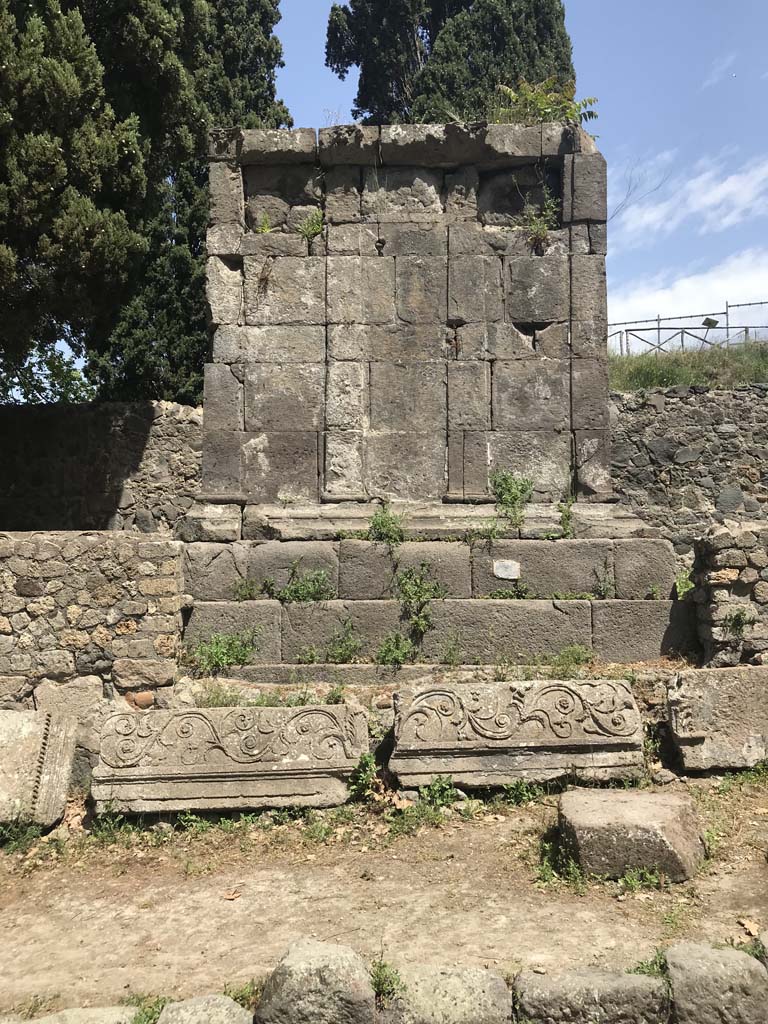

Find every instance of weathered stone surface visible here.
[592,601,698,663]
[325,166,363,224]
[214,325,325,364]
[558,789,706,881]
[202,429,243,494]
[327,362,366,429]
[183,542,249,600]
[240,128,317,165]
[667,666,768,770]
[244,364,325,431]
[613,539,677,600]
[505,256,570,321]
[176,503,242,544]
[243,257,325,326]
[158,996,251,1024]
[206,257,243,326]
[362,167,443,223]
[370,362,446,432]
[281,600,402,663]
[338,541,471,600]
[0,710,77,827]
[203,364,243,432]
[328,323,451,362]
[666,942,768,1024]
[241,431,319,503]
[3,1010,133,1024]
[327,223,379,256]
[569,154,608,223]
[471,540,613,598]
[492,359,570,431]
[112,658,176,691]
[92,705,368,812]
[184,601,282,663]
[487,429,571,499]
[255,938,376,1024]
[515,969,668,1024]
[572,255,607,323]
[571,357,609,430]
[391,678,643,786]
[246,540,339,592]
[378,223,447,256]
[448,256,503,323]
[396,256,448,323]
[327,256,395,324]
[239,233,307,257]
[366,432,447,501]
[574,429,612,501]
[391,966,511,1024]
[208,162,244,226]
[319,124,380,166]
[448,362,491,429]
[324,431,366,499]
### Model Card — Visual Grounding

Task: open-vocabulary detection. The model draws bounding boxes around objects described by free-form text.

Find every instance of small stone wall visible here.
[0,532,184,712]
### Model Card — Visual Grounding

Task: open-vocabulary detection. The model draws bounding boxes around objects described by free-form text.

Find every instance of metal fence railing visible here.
[608,300,768,356]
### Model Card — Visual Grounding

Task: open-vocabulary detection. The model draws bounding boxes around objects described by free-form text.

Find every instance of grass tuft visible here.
[609,342,768,391]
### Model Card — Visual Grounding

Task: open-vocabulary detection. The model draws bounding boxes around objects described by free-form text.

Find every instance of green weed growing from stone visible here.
[395,562,447,643]
[325,618,363,664]
[260,562,337,603]
[190,630,261,674]
[367,502,406,547]
[537,836,586,892]
[297,208,324,242]
[349,752,379,802]
[618,866,663,894]
[722,608,756,639]
[418,775,459,809]
[592,558,615,599]
[520,183,560,252]
[487,583,536,599]
[629,949,668,979]
[121,994,170,1024]
[369,957,406,1009]
[234,579,260,602]
[675,570,695,601]
[375,631,416,667]
[439,631,463,667]
[558,495,576,538]
[490,470,534,530]
[223,979,263,1011]
[552,591,595,601]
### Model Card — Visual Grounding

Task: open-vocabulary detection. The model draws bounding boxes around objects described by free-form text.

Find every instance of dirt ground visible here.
[1,774,767,1016]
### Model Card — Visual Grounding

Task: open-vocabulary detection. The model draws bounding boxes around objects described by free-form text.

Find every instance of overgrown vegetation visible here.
[487,583,536,600]
[629,949,668,979]
[375,631,417,668]
[297,209,324,242]
[121,994,170,1024]
[520,183,559,252]
[223,979,263,1011]
[609,342,768,392]
[189,630,261,674]
[259,563,337,604]
[675,570,695,601]
[490,470,534,530]
[367,503,406,547]
[194,681,345,709]
[348,752,379,802]
[489,78,597,126]
[299,619,363,665]
[0,821,43,855]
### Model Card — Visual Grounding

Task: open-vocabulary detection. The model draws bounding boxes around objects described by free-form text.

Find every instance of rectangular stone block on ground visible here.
[667,666,768,770]
[419,599,592,663]
[471,540,613,598]
[514,969,668,1024]
[92,705,368,812]
[280,600,403,663]
[391,678,643,787]
[184,601,282,664]
[0,710,77,827]
[592,601,699,664]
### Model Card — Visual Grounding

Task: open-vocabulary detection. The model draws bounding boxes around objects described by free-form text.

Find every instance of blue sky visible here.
[275,0,768,334]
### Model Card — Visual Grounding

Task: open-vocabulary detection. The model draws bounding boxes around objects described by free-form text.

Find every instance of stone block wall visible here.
[0,533,185,712]
[204,123,610,506]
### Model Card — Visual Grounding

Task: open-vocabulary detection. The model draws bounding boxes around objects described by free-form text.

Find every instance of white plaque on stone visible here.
[493,559,521,580]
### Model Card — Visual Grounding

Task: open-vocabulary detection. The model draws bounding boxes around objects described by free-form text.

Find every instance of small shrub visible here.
[488,583,535,599]
[559,495,575,538]
[521,183,559,251]
[190,630,261,674]
[630,949,668,978]
[550,644,594,675]
[370,957,406,1009]
[418,775,458,809]
[195,680,246,708]
[375,631,416,667]
[0,821,43,854]
[325,618,363,664]
[395,562,447,642]
[440,631,463,667]
[261,562,337,603]
[121,995,170,1024]
[234,579,260,602]
[675,571,695,601]
[592,558,615,600]
[297,208,324,242]
[349,752,378,802]
[490,470,534,529]
[367,503,406,547]
[552,591,595,601]
[722,608,756,638]
[618,866,662,893]
[489,78,598,126]
[255,213,272,234]
[324,683,347,705]
[297,646,319,664]
[223,979,263,1011]
[537,837,585,892]
[501,779,547,806]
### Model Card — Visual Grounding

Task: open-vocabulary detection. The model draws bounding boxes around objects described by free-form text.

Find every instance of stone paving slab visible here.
[0,710,77,828]
[390,679,643,787]
[92,706,368,813]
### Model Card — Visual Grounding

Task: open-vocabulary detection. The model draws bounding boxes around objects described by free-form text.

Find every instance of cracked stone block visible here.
[326,362,366,429]
[613,539,677,600]
[175,504,242,544]
[214,325,326,364]
[255,939,376,1024]
[280,601,402,663]
[515,969,668,1024]
[369,362,447,432]
[0,710,77,827]
[487,430,571,500]
[243,256,325,325]
[448,362,491,429]
[208,162,244,226]
[327,256,395,324]
[505,256,570,322]
[571,357,609,430]
[445,167,480,221]
[92,705,367,812]
[327,224,379,256]
[558,789,706,882]
[377,223,448,256]
[183,542,249,600]
[206,257,243,326]
[574,429,612,501]
[592,601,698,663]
[391,675,642,787]
[667,666,768,770]
[203,364,243,432]
[184,601,282,663]
[246,541,339,594]
[472,540,613,598]
[448,256,503,323]
[244,364,325,431]
[666,942,768,1024]
[239,234,307,257]
[325,166,363,224]
[366,432,447,501]
[492,359,570,431]
[362,167,443,223]
[207,223,243,257]
[396,256,448,323]
[241,431,319,503]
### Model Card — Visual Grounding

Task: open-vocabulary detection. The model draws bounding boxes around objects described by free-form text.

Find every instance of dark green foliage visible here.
[326,0,574,124]
[260,563,338,604]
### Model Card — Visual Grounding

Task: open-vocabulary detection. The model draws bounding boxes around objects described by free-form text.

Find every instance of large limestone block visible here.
[571,357,609,430]
[213,325,326,364]
[338,541,471,600]
[281,600,402,663]
[471,540,613,598]
[505,256,570,322]
[392,965,511,1024]
[92,705,368,812]
[324,430,366,499]
[243,256,325,325]
[362,167,444,223]
[396,256,448,323]
[613,539,677,600]
[327,256,396,324]
[184,601,282,663]
[319,124,380,166]
[244,364,325,431]
[158,996,251,1024]
[255,938,376,1024]
[592,601,698,664]
[241,431,320,504]
[176,504,242,544]
[378,223,448,256]
[366,432,447,501]
[329,324,452,362]
[448,256,503,323]
[571,255,607,323]
[667,666,768,770]
[325,166,363,224]
[240,128,317,165]
[666,942,768,1024]
[246,540,340,593]
[486,430,571,500]
[391,678,643,787]
[206,257,243,326]
[183,542,250,600]
[369,362,447,432]
[514,969,668,1024]
[492,359,570,431]
[208,162,244,226]
[558,789,706,882]
[448,362,491,430]
[0,710,77,827]
[203,364,243,432]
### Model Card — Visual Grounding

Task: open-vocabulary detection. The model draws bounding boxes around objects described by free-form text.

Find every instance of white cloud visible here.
[701,52,737,90]
[609,247,768,328]
[610,153,768,252]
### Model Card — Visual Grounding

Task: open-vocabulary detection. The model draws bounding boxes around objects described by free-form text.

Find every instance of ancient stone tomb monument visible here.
[204,122,610,507]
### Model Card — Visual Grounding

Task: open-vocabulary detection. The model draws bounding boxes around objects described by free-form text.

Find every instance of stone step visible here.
[184,537,678,603]
[184,598,698,666]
